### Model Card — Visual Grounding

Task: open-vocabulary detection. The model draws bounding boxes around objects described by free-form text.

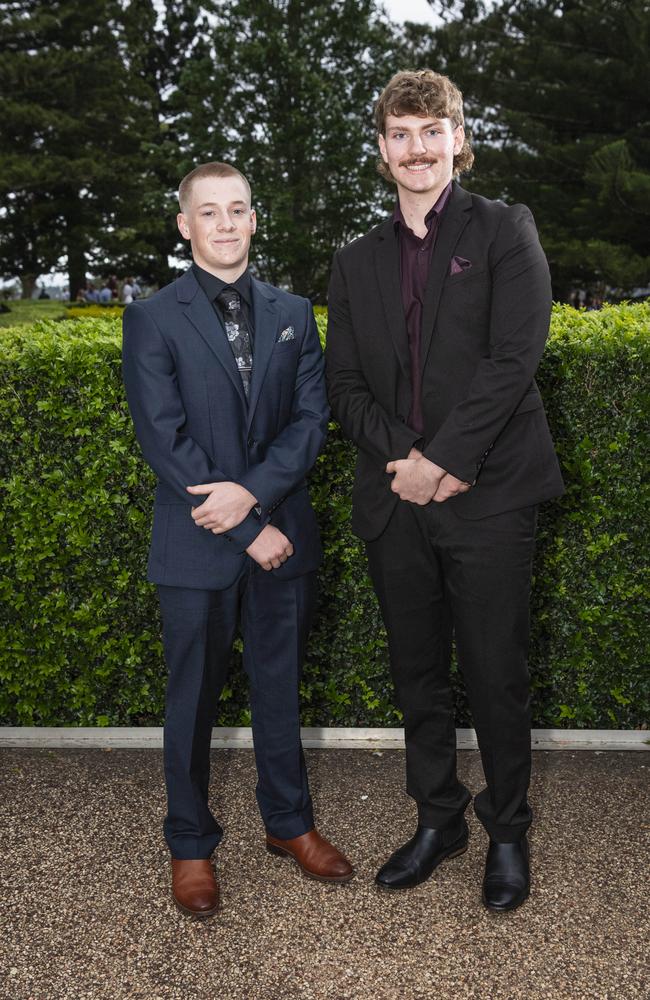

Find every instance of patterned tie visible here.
[216,287,253,399]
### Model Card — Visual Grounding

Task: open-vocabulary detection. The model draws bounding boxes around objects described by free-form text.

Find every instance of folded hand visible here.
[432,473,471,502]
[385,454,446,505]
[186,481,257,532]
[246,525,294,571]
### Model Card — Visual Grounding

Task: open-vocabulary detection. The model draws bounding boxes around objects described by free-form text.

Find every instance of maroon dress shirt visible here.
[393,182,452,436]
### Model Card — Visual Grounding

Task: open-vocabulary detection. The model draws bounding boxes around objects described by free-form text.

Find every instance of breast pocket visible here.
[271,338,299,355]
[443,266,488,288]
[439,267,491,322]
[268,338,300,372]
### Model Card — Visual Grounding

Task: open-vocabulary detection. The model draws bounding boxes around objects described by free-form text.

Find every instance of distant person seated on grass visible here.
[99,283,112,304]
[84,283,100,303]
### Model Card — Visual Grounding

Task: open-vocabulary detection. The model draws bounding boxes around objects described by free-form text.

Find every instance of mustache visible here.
[400,157,436,167]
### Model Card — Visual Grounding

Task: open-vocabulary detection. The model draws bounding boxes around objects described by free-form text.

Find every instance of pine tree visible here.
[170,0,400,300]
[0,0,183,296]
[412,0,650,296]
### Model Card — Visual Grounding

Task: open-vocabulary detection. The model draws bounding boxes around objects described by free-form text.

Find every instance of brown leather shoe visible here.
[171,859,219,917]
[266,829,354,883]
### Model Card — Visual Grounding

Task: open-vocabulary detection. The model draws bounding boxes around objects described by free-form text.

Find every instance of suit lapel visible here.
[374,219,411,378]
[177,268,247,405]
[420,182,473,368]
[246,278,282,431]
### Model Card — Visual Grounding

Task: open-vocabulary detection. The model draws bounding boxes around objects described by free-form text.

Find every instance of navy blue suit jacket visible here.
[122,267,329,590]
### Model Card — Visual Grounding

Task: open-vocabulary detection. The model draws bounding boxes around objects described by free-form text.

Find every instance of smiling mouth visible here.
[403,161,435,172]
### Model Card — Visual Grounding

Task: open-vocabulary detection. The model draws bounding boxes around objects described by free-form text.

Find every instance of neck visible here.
[397,179,452,236]
[194,258,249,283]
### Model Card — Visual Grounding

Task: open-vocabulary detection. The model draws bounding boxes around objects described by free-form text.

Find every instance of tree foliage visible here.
[0,0,200,296]
[169,0,399,299]
[416,0,650,296]
[1,0,647,299]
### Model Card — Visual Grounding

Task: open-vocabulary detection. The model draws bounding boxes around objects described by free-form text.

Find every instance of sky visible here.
[382,0,441,24]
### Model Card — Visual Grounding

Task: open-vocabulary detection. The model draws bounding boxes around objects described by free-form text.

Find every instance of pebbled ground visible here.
[1,747,647,1000]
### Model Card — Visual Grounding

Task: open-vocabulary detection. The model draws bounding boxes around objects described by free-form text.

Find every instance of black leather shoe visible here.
[375,819,469,891]
[482,837,530,912]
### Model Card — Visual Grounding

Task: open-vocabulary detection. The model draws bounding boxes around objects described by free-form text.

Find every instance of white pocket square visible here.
[278,326,295,342]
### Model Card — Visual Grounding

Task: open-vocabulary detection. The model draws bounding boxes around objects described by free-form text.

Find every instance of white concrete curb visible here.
[0,727,647,751]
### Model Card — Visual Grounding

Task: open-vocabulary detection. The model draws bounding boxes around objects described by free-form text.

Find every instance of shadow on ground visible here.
[1,748,647,1000]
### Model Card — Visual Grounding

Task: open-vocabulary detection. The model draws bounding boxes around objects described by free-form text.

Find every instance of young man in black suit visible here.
[123,163,353,918]
[326,71,564,911]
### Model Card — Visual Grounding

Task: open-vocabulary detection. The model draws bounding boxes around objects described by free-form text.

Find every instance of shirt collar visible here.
[192,262,253,307]
[392,181,453,233]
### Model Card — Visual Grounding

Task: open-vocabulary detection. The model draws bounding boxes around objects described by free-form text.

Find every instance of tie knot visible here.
[216,287,240,312]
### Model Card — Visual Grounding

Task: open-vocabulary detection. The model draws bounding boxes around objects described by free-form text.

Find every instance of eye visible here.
[201,211,214,217]
[426,129,440,137]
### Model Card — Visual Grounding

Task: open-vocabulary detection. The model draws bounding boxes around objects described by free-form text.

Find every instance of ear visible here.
[250,208,257,235]
[378,132,389,164]
[453,126,465,155]
[177,212,191,241]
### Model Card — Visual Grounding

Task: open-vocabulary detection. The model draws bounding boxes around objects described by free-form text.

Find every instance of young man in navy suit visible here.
[326,72,564,911]
[122,162,353,918]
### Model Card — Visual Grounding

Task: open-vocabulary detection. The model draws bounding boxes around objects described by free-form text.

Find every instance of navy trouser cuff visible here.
[264,804,315,842]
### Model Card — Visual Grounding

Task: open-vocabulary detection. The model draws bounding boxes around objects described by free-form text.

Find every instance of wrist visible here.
[420,456,445,477]
[238,484,258,506]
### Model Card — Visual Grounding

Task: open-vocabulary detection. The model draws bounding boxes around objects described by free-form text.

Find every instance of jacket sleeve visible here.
[325,250,421,464]
[121,301,265,551]
[424,204,552,484]
[236,300,329,514]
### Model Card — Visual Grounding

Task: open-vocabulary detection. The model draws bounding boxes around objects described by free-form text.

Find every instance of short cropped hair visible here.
[178,162,252,212]
[374,70,474,180]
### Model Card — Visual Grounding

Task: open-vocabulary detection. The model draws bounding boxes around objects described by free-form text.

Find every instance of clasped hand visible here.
[245,525,294,571]
[186,481,293,571]
[386,449,470,504]
[187,481,257,532]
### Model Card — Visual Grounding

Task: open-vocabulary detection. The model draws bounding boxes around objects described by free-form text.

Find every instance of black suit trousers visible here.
[366,499,537,842]
[157,566,316,859]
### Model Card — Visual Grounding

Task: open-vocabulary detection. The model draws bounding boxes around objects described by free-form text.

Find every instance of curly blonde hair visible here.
[374,70,474,181]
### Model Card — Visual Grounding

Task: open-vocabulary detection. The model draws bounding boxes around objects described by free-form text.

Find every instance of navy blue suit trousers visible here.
[158,567,316,859]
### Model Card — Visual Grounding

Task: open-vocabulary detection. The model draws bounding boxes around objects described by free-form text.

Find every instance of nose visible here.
[408,132,427,155]
[215,211,235,231]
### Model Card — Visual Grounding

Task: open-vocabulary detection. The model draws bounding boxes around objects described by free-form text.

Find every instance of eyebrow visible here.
[196,200,249,209]
[388,120,446,131]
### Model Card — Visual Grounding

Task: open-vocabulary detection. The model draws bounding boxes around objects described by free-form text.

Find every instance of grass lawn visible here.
[0,299,68,328]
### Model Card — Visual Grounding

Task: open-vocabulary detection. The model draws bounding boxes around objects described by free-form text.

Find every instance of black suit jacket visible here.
[325,181,564,540]
[122,267,329,589]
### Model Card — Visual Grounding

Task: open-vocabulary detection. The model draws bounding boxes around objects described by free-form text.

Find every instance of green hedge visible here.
[1,304,648,729]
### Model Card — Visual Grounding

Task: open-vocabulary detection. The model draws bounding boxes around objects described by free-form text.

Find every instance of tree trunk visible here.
[20,274,37,299]
[67,234,87,302]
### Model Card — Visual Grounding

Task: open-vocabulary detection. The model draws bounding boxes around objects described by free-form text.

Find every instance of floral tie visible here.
[216,287,253,399]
